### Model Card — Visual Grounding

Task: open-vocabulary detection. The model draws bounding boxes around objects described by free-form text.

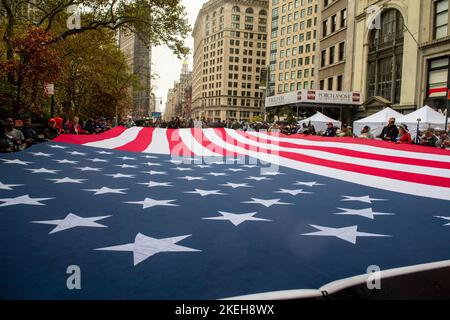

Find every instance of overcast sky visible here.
[152,0,205,112]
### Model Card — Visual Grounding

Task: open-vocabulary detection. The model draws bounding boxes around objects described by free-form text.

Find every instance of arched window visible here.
[245,8,254,14]
[206,14,210,21]
[213,11,216,18]
[259,9,267,16]
[367,9,404,104]
[220,7,224,14]
[232,6,240,13]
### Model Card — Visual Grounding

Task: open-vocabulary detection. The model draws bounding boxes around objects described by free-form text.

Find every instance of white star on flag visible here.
[83,187,128,195]
[0,181,24,190]
[142,155,157,159]
[141,170,167,175]
[203,211,272,226]
[275,189,313,196]
[166,160,183,164]
[31,213,111,234]
[261,171,286,176]
[75,167,102,172]
[196,165,211,168]
[142,162,162,167]
[207,172,228,177]
[246,176,272,181]
[137,181,173,188]
[1,158,32,165]
[87,158,108,163]
[435,216,450,226]
[178,176,206,181]
[341,196,387,204]
[47,177,87,184]
[49,145,66,149]
[118,156,136,161]
[96,151,113,155]
[115,164,138,169]
[242,165,258,168]
[184,189,227,197]
[124,198,179,209]
[67,151,86,156]
[294,181,325,187]
[333,208,395,220]
[302,225,391,244]
[226,168,245,172]
[106,173,135,179]
[219,182,253,189]
[172,167,193,172]
[0,194,54,207]
[30,152,52,157]
[54,159,78,164]
[26,168,60,174]
[95,233,201,266]
[242,198,293,208]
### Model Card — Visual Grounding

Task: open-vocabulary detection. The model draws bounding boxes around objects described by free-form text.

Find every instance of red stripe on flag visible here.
[52,126,127,145]
[115,127,154,152]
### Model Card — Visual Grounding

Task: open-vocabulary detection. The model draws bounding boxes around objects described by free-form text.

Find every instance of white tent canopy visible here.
[353,107,404,137]
[398,105,450,132]
[298,112,341,132]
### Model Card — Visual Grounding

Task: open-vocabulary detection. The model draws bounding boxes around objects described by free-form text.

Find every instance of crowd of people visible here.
[0,115,111,153]
[1,114,449,153]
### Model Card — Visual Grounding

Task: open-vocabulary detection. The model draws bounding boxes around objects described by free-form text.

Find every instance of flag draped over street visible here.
[0,127,449,299]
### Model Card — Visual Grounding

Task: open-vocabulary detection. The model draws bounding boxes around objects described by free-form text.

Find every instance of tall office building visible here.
[119,29,153,119]
[192,0,269,122]
[316,0,354,92]
[163,61,193,120]
[267,0,318,97]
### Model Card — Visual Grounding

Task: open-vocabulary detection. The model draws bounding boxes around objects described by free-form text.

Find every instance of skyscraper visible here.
[119,29,153,119]
[267,0,318,96]
[192,0,269,122]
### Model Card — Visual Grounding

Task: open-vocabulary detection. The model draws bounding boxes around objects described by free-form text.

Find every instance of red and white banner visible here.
[54,127,450,201]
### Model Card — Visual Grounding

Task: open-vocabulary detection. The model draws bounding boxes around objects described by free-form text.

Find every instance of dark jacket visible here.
[323,127,337,137]
[44,126,60,140]
[380,125,399,141]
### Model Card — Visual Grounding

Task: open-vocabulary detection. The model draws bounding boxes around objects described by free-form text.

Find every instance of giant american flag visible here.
[0,126,449,299]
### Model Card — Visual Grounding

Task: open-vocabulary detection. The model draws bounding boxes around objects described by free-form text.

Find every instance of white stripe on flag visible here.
[84,127,143,149]
[143,128,170,154]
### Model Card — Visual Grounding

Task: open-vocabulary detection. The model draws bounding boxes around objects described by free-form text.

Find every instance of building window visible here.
[329,46,335,65]
[337,75,343,91]
[367,9,404,103]
[331,15,337,33]
[338,42,345,61]
[322,20,328,37]
[320,80,325,90]
[435,0,449,39]
[328,78,333,90]
[341,9,347,28]
[427,57,449,98]
[321,50,326,67]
